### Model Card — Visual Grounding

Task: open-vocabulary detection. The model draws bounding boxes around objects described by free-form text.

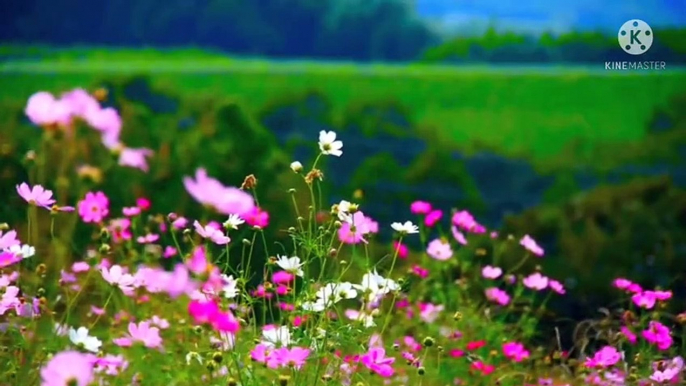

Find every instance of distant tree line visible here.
[0,0,438,61]
[421,27,686,64]
[2,0,685,63]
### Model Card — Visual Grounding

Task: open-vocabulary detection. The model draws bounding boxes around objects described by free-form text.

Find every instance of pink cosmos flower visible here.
[584,346,621,368]
[0,230,20,250]
[502,342,530,362]
[93,354,129,376]
[632,291,656,309]
[470,361,495,375]
[25,91,73,127]
[393,241,408,259]
[193,221,230,245]
[183,168,256,216]
[482,265,503,279]
[40,350,95,386]
[642,321,673,350]
[118,147,153,172]
[267,347,311,369]
[360,347,395,377]
[136,233,159,244]
[523,272,549,291]
[426,238,453,260]
[101,265,137,293]
[411,265,428,278]
[485,287,510,306]
[410,200,432,215]
[424,209,443,227]
[113,321,163,349]
[136,197,151,210]
[650,356,684,384]
[0,285,21,315]
[419,302,444,323]
[78,191,109,223]
[109,218,132,243]
[451,226,468,245]
[613,278,633,290]
[520,235,544,256]
[188,299,240,334]
[60,89,99,118]
[272,271,294,284]
[338,211,378,244]
[0,251,21,269]
[548,279,566,295]
[620,326,637,344]
[122,206,141,217]
[244,207,269,228]
[452,210,486,233]
[251,343,273,364]
[85,106,122,137]
[16,183,56,207]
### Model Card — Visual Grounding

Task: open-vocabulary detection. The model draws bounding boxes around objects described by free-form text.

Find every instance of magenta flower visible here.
[40,350,95,386]
[268,347,311,369]
[642,321,673,350]
[0,251,22,269]
[584,346,621,368]
[244,206,270,228]
[409,200,432,215]
[78,191,110,223]
[520,234,544,256]
[16,183,56,207]
[360,347,395,377]
[424,209,443,227]
[502,342,530,362]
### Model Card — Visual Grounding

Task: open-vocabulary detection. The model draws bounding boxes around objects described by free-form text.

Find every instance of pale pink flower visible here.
[426,238,452,261]
[16,183,56,207]
[523,272,549,291]
[520,235,544,256]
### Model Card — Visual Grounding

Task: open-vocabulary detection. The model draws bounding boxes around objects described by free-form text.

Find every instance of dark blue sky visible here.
[415,0,686,34]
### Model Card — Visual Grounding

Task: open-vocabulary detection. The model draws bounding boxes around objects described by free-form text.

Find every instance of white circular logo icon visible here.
[618,19,653,55]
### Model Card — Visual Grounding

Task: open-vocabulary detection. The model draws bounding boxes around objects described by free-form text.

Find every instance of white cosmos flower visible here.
[68,326,102,353]
[345,309,376,328]
[301,282,357,312]
[223,214,244,230]
[6,244,35,259]
[290,161,303,173]
[318,130,343,157]
[275,255,304,277]
[220,274,239,299]
[261,325,291,348]
[353,270,400,303]
[391,221,419,235]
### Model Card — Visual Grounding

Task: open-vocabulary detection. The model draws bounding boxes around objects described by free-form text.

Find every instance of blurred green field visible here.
[2,47,686,162]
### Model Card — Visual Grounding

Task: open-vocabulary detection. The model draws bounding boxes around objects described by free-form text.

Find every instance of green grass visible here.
[2,46,686,163]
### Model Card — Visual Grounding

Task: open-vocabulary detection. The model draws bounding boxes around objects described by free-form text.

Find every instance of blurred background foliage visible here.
[1,0,686,332]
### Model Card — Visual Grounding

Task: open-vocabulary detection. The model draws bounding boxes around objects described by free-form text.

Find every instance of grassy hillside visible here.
[2,47,686,163]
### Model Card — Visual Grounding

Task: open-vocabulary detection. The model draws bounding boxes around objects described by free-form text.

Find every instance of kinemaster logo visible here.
[605,19,666,71]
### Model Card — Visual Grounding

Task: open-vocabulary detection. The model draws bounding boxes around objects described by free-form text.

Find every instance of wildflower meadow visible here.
[1,88,685,386]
